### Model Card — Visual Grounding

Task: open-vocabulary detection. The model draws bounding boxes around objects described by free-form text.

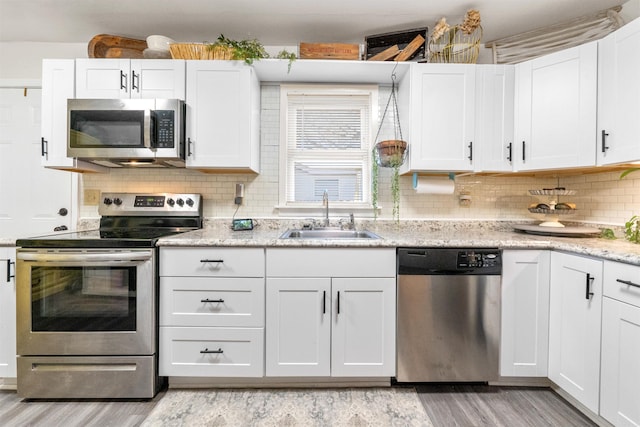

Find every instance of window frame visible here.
[277,84,379,215]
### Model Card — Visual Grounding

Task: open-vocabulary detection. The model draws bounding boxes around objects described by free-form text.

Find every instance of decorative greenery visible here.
[372,148,379,219]
[207,34,268,64]
[621,168,639,179]
[625,215,640,244]
[276,49,297,73]
[600,228,616,239]
[371,143,405,223]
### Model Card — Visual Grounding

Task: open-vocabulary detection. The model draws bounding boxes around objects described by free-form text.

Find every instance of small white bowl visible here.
[146,35,175,51]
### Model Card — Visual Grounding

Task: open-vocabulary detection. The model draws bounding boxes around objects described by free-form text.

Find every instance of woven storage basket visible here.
[428,25,483,63]
[169,43,205,60]
[201,45,235,60]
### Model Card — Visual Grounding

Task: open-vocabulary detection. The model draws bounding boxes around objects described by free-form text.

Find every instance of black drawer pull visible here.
[585,273,594,300]
[337,291,340,314]
[6,259,15,282]
[322,290,326,314]
[200,259,224,263]
[601,130,610,153]
[200,348,223,354]
[616,278,640,289]
[201,298,224,303]
[506,142,513,162]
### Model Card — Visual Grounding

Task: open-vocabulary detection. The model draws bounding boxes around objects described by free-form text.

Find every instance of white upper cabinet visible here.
[40,59,74,168]
[514,42,598,171]
[476,65,515,172]
[75,59,185,99]
[597,17,640,165]
[185,61,260,172]
[399,63,477,172]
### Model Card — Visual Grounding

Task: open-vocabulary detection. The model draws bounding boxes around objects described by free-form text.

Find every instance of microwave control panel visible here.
[154,110,175,148]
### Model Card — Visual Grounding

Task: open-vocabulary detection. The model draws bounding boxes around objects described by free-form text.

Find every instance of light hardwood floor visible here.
[0,385,596,426]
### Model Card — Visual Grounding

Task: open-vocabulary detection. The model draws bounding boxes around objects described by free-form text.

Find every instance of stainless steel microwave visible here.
[67,98,185,167]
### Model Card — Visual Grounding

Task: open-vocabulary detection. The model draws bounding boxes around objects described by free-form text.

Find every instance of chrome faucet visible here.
[322,189,329,227]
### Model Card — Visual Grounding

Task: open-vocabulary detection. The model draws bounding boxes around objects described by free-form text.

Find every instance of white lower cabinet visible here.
[265,248,396,377]
[159,247,265,377]
[500,250,550,377]
[548,251,602,414]
[600,261,640,427]
[0,248,16,379]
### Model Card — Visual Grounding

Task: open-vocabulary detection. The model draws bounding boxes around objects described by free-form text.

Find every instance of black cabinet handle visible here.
[201,298,224,303]
[200,348,223,354]
[467,141,473,161]
[506,142,513,162]
[120,70,127,91]
[585,273,594,300]
[187,138,193,157]
[601,130,610,153]
[41,137,48,157]
[322,291,326,314]
[616,278,640,289]
[6,260,14,283]
[522,141,526,162]
[200,259,223,263]
[132,70,139,92]
[337,291,340,314]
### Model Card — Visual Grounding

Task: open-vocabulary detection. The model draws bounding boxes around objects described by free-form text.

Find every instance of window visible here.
[279,85,378,211]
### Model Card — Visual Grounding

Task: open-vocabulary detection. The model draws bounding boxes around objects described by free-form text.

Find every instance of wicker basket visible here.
[428,25,483,63]
[201,45,235,60]
[169,43,205,59]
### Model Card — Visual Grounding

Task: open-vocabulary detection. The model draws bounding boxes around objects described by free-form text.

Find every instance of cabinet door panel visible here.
[265,278,331,376]
[0,248,16,378]
[130,59,185,99]
[549,252,602,413]
[331,278,395,377]
[500,250,550,377]
[75,58,130,98]
[601,297,640,427]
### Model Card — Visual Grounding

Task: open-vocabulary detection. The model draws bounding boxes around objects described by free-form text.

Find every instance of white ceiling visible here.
[0,0,628,46]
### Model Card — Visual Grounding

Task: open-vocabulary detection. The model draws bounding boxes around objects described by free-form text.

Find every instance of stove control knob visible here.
[167,198,175,207]
[113,198,122,206]
[103,197,113,205]
[176,198,184,207]
[186,198,194,207]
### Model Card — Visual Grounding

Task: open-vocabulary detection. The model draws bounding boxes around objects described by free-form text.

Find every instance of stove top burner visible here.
[17,193,203,249]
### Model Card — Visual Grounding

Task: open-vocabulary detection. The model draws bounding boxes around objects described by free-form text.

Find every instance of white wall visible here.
[0,42,85,82]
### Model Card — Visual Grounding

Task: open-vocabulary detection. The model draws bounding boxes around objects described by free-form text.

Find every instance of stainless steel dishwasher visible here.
[396,248,502,382]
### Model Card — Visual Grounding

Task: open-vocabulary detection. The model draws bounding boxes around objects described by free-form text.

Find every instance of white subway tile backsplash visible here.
[79,86,640,226]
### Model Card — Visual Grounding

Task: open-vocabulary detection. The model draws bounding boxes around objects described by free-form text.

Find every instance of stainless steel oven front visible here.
[16,248,159,399]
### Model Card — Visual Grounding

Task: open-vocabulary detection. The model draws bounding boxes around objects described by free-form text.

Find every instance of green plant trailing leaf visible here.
[600,228,616,239]
[620,168,640,179]
[276,49,297,73]
[625,215,640,244]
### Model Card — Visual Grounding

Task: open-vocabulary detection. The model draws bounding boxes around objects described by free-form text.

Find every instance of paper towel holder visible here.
[412,172,455,189]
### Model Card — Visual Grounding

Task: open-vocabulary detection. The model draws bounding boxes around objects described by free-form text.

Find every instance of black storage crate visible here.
[365,27,428,61]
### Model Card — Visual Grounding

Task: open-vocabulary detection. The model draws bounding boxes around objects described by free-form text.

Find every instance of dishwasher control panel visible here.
[457,251,500,269]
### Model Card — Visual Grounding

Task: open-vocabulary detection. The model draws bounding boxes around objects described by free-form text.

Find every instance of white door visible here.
[597,17,640,165]
[476,65,515,172]
[265,277,331,376]
[403,63,476,172]
[185,61,259,171]
[0,247,16,378]
[515,42,597,171]
[130,60,186,99]
[549,252,602,413]
[0,88,73,237]
[600,297,640,426]
[331,278,396,377]
[500,250,550,377]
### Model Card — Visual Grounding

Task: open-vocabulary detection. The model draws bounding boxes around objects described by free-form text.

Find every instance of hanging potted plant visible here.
[372,72,408,222]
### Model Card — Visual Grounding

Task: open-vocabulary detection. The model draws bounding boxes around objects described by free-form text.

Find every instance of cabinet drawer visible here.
[266,248,396,277]
[160,247,264,277]
[603,260,640,307]
[160,277,264,327]
[159,327,264,377]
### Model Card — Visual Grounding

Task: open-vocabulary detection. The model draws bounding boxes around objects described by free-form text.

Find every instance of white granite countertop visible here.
[157,220,640,266]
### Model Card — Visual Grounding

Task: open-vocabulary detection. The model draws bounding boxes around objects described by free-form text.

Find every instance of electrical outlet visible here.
[84,189,100,206]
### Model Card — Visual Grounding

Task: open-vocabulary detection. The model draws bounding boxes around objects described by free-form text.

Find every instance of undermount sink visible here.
[279,228,381,240]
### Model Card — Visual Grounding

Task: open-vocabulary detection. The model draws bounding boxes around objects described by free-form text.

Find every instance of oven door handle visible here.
[17,251,152,263]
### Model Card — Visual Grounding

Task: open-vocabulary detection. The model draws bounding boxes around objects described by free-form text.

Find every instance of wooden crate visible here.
[299,42,360,60]
[365,27,428,61]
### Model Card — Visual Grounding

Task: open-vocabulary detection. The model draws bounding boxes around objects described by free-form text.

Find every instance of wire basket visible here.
[428,25,482,63]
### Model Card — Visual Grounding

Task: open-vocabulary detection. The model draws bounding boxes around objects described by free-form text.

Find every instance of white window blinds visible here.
[280,85,376,205]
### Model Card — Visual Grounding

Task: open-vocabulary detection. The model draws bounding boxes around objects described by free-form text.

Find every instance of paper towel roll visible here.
[413,177,455,194]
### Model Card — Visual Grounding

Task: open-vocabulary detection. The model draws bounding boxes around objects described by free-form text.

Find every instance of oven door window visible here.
[30,266,137,331]
[69,110,145,148]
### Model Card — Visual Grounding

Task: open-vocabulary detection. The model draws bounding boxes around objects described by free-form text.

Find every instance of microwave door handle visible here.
[144,109,152,149]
